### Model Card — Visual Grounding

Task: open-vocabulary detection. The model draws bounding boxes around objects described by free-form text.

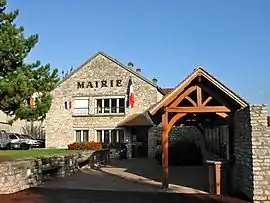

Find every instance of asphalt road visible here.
[0,188,250,203]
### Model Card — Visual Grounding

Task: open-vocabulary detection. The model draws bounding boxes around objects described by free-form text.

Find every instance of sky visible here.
[7,0,270,109]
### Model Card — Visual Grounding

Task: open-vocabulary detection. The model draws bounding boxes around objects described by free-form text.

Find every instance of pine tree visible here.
[0,0,59,123]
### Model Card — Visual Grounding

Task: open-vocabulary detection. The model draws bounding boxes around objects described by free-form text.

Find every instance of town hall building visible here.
[45,51,164,155]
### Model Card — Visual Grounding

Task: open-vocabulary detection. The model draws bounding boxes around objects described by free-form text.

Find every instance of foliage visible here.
[155,140,204,166]
[67,142,102,150]
[22,121,45,139]
[0,0,59,122]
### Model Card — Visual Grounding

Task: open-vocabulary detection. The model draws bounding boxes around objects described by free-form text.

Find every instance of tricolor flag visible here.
[29,96,35,109]
[65,99,73,110]
[29,92,42,109]
[128,77,134,108]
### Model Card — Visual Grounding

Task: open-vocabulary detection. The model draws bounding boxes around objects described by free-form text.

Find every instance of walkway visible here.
[0,158,250,203]
[38,158,209,194]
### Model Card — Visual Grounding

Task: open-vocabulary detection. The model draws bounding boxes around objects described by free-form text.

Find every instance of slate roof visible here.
[161,88,174,95]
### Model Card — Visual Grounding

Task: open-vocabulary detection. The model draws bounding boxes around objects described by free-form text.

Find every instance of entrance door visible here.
[131,127,148,157]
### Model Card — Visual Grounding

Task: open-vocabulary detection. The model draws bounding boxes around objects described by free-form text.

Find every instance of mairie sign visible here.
[77,79,122,89]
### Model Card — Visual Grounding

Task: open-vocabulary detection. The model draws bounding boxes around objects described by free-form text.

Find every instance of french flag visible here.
[128,78,135,108]
[65,99,73,110]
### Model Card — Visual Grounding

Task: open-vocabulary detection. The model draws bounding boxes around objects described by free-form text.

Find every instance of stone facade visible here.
[45,52,163,148]
[233,104,270,202]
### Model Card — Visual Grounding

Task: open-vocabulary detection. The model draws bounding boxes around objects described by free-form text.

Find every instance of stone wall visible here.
[0,151,94,194]
[233,104,270,202]
[233,106,253,199]
[46,52,163,148]
[148,126,202,158]
[250,105,270,203]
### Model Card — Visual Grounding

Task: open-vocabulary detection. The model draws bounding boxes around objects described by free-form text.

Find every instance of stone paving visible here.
[0,187,250,203]
[38,158,209,194]
[0,158,251,203]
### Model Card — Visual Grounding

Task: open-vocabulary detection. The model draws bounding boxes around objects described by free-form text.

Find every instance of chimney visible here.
[135,68,141,74]
[128,62,134,69]
[152,77,157,84]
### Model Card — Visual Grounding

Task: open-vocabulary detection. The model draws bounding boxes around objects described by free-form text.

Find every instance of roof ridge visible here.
[98,51,161,87]
[58,51,164,94]
[193,65,205,72]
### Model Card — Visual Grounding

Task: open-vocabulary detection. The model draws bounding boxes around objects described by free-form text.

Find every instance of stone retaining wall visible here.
[233,106,253,199]
[233,104,270,203]
[0,151,95,194]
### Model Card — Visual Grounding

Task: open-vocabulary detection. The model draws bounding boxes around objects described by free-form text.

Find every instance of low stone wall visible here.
[0,150,103,194]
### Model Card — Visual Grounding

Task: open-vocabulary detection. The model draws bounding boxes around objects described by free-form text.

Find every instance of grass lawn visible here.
[0,149,83,162]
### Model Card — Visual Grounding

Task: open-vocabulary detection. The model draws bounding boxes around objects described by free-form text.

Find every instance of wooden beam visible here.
[197,86,202,106]
[185,96,197,107]
[202,96,212,106]
[216,113,228,118]
[162,112,169,189]
[198,83,231,107]
[166,106,231,113]
[170,86,197,108]
[163,72,200,107]
[168,113,186,130]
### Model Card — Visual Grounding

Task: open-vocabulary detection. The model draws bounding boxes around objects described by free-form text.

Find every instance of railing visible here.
[94,106,125,114]
[72,107,126,115]
[89,148,110,168]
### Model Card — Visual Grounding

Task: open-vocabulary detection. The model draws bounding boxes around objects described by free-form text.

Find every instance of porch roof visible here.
[149,66,249,116]
[117,112,154,127]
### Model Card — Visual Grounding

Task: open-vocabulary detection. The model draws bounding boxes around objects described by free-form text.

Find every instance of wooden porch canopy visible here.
[147,66,248,189]
[117,112,154,127]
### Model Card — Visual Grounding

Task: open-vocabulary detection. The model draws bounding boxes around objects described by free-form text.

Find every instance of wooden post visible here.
[215,163,221,195]
[162,111,169,189]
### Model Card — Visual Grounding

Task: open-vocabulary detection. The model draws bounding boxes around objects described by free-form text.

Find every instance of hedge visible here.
[68,141,102,150]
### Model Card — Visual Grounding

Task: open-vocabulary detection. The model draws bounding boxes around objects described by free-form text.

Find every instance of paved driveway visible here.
[38,158,209,194]
[0,187,249,203]
[0,158,250,203]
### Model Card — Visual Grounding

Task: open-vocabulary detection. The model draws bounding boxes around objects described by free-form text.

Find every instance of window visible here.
[73,98,89,115]
[96,130,102,142]
[83,130,89,142]
[95,129,125,146]
[8,134,18,139]
[95,97,125,114]
[74,129,89,142]
[111,130,117,145]
[119,99,125,113]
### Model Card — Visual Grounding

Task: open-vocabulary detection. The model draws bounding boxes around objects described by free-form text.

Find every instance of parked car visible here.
[21,134,45,148]
[0,133,30,150]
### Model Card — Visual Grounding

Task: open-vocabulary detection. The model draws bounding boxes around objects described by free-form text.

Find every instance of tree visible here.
[0,0,59,123]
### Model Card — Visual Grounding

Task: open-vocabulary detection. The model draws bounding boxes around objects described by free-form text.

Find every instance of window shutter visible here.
[74,99,89,108]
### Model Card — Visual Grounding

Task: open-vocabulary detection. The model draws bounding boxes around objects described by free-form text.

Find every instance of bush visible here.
[68,141,102,150]
[154,140,203,166]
